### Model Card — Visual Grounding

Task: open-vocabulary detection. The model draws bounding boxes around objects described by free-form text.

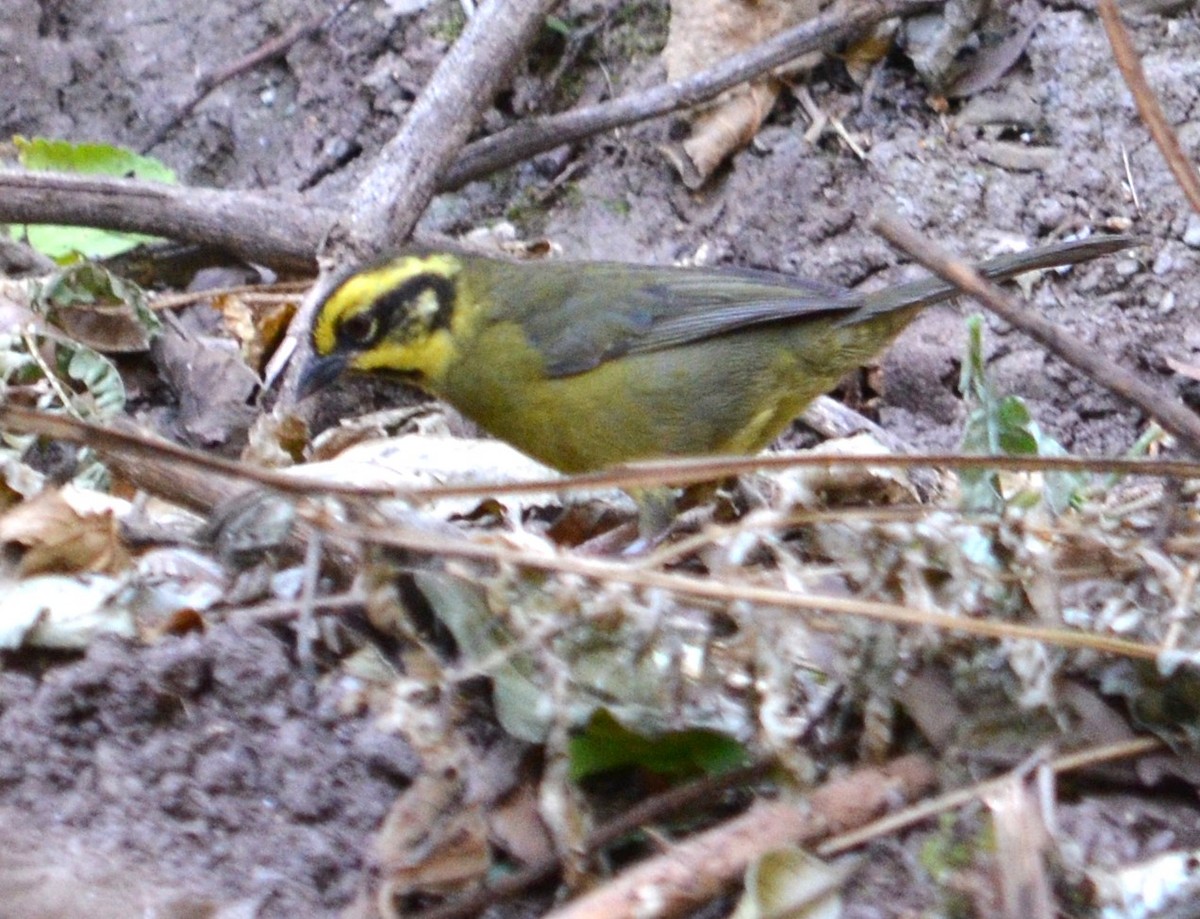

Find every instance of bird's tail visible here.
[845,234,1138,324]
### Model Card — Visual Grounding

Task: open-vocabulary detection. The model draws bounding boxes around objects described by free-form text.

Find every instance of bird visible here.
[298,235,1133,483]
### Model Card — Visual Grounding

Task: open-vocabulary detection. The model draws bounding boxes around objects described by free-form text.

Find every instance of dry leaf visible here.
[0,488,131,576]
[731,847,853,919]
[661,0,829,187]
[215,291,297,376]
[842,20,900,85]
[945,17,1036,98]
[152,317,259,449]
[0,574,135,650]
[49,301,155,353]
[373,768,491,902]
[487,774,555,866]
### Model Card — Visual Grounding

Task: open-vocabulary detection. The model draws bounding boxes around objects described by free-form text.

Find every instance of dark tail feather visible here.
[845,234,1138,324]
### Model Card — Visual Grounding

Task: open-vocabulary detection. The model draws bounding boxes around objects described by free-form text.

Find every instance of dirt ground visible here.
[3,0,1200,915]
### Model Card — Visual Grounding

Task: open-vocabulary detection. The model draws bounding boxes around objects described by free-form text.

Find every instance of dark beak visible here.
[297,352,347,399]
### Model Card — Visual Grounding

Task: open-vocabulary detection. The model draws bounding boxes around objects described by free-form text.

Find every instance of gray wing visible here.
[488,260,862,378]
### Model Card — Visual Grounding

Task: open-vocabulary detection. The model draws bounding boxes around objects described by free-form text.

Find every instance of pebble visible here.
[1031,198,1066,230]
[1115,258,1141,277]
[976,141,1058,173]
[1183,214,1200,248]
[1153,251,1175,275]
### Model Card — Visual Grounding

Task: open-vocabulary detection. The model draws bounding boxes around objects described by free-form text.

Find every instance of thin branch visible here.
[0,403,1172,660]
[0,171,326,272]
[440,0,942,190]
[413,761,773,919]
[0,403,315,504]
[6,404,1200,510]
[870,212,1200,456]
[331,0,561,259]
[541,756,936,919]
[322,514,1166,659]
[1099,0,1200,215]
[818,736,1163,856]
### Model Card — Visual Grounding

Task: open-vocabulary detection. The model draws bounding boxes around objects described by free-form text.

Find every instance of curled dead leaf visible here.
[0,488,131,576]
[661,0,829,187]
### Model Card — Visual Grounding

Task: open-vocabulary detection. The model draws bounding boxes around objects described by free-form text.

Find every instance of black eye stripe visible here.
[332,272,457,350]
[372,273,457,332]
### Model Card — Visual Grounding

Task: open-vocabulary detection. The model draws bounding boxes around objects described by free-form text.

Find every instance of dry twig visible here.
[440,0,941,190]
[0,403,1172,660]
[1099,0,1200,215]
[0,172,325,272]
[6,403,1200,508]
[819,737,1163,856]
[329,0,560,259]
[413,761,772,919]
[541,756,936,919]
[870,213,1200,455]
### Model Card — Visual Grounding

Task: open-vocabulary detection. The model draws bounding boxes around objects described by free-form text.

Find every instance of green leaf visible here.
[957,315,1089,514]
[15,136,176,182]
[10,136,176,260]
[545,14,573,36]
[568,708,747,782]
[64,347,126,418]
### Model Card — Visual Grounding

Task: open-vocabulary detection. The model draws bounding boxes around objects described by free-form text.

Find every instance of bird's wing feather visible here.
[490,261,861,378]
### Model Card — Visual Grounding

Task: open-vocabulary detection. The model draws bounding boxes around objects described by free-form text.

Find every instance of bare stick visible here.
[5,403,1200,508]
[819,737,1162,856]
[870,213,1200,455]
[0,403,1172,661]
[1099,0,1200,215]
[0,171,326,272]
[413,761,772,919]
[542,756,936,919]
[331,0,560,259]
[0,172,464,273]
[440,0,941,190]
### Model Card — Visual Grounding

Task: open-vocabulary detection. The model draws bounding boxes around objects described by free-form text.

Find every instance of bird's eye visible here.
[339,312,378,346]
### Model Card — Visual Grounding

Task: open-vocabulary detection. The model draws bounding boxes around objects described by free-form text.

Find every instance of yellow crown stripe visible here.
[311,254,463,354]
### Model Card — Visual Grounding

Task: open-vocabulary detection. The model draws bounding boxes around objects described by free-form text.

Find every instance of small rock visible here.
[1031,198,1066,230]
[977,141,1059,172]
[1183,214,1200,248]
[1153,251,1175,275]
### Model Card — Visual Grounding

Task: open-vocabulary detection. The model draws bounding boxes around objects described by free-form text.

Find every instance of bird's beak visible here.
[297,352,347,399]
